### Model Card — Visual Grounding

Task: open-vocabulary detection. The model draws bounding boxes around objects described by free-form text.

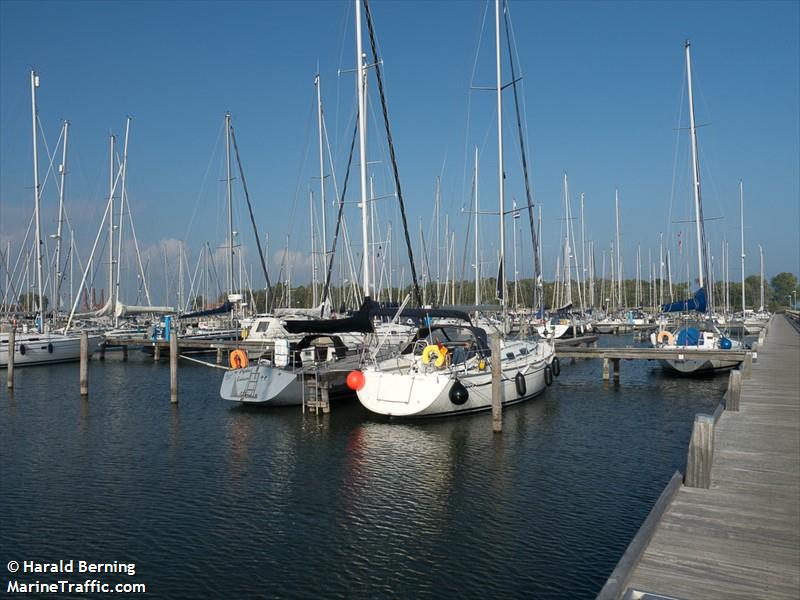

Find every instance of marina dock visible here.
[599,314,800,599]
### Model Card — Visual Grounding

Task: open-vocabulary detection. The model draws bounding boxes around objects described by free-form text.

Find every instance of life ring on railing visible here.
[421,344,448,368]
[229,348,249,369]
[656,330,675,345]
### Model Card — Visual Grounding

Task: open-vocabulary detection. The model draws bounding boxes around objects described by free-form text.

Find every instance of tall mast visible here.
[315,73,328,273]
[580,192,586,308]
[758,244,764,312]
[310,188,317,306]
[54,119,69,317]
[563,173,572,306]
[115,116,131,322]
[615,188,622,309]
[435,176,441,303]
[355,0,370,299]
[30,71,45,329]
[495,0,506,317]
[225,112,234,298]
[739,178,746,312]
[685,40,705,289]
[474,146,480,306]
[108,133,115,312]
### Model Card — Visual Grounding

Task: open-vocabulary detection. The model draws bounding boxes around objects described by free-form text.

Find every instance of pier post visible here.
[490,333,502,433]
[685,413,715,488]
[743,352,752,379]
[122,344,128,362]
[154,344,161,362]
[726,370,742,412]
[6,327,15,390]
[216,348,223,365]
[612,358,620,382]
[602,358,610,381]
[79,331,89,396]
[99,343,106,361]
[170,333,178,403]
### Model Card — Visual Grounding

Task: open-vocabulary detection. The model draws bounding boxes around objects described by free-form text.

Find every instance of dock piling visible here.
[154,344,161,362]
[7,327,15,390]
[79,331,89,396]
[726,369,742,411]
[602,358,610,381]
[685,413,715,488]
[170,334,178,403]
[743,351,753,379]
[612,358,620,382]
[122,344,128,361]
[216,348,223,365]
[490,333,502,433]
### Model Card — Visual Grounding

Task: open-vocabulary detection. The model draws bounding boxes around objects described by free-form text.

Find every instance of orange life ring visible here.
[229,348,249,369]
[656,330,675,345]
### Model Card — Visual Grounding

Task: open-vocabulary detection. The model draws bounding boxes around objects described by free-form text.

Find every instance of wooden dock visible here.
[599,314,800,599]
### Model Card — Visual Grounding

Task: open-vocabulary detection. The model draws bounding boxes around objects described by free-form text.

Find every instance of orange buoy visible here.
[346,370,366,391]
[229,348,249,369]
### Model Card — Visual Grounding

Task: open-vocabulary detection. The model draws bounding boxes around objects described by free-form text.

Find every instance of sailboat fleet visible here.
[1,2,776,410]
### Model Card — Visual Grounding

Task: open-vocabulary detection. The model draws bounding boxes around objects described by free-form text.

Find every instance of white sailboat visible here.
[1,71,102,368]
[651,42,743,375]
[353,0,555,417]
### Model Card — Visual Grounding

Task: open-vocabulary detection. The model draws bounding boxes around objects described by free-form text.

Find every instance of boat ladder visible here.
[240,367,261,399]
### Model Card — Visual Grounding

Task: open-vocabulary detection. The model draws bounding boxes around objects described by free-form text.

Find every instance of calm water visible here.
[1,334,727,599]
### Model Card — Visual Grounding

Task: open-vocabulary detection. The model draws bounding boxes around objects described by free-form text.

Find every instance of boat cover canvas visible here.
[660,287,707,313]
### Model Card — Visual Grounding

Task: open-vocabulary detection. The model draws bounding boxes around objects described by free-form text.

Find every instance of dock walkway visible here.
[620,314,800,598]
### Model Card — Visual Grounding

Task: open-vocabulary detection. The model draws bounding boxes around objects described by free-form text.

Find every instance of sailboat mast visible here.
[474,146,480,306]
[108,133,115,312]
[615,188,622,309]
[685,40,705,289]
[355,0,370,299]
[495,0,506,317]
[225,112,234,298]
[759,244,764,311]
[315,73,328,269]
[739,178,746,312]
[30,71,45,329]
[54,120,69,316]
[115,116,131,322]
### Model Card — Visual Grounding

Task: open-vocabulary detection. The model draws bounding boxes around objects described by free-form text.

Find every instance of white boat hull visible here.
[1,332,102,367]
[660,356,741,374]
[357,356,550,418]
[220,364,303,406]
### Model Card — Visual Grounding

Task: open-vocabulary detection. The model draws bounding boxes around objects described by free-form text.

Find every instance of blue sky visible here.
[1,0,798,305]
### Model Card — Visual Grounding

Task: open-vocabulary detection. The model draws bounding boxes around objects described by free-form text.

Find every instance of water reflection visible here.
[0,333,729,599]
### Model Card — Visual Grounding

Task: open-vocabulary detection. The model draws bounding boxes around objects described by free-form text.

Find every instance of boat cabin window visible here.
[256,321,269,332]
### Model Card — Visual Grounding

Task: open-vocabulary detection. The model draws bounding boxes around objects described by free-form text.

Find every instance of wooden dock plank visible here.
[617,315,800,599]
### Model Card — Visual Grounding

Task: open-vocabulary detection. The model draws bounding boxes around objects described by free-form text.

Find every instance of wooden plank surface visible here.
[622,315,800,599]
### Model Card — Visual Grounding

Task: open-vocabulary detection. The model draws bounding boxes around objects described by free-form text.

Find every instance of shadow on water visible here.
[0,334,728,599]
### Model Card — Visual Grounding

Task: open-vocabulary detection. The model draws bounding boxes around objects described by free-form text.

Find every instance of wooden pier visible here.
[598,314,800,599]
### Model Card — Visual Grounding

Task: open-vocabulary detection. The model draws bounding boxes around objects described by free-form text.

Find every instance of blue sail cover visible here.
[660,287,707,313]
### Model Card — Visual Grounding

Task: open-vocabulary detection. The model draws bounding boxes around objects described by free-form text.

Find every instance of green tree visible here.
[770,272,799,308]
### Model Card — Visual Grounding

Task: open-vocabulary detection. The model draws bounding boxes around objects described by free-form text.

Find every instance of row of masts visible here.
[5,13,772,325]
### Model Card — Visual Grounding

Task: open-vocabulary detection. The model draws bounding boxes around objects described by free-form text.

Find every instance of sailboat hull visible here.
[660,356,741,374]
[1,333,102,367]
[357,356,549,418]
